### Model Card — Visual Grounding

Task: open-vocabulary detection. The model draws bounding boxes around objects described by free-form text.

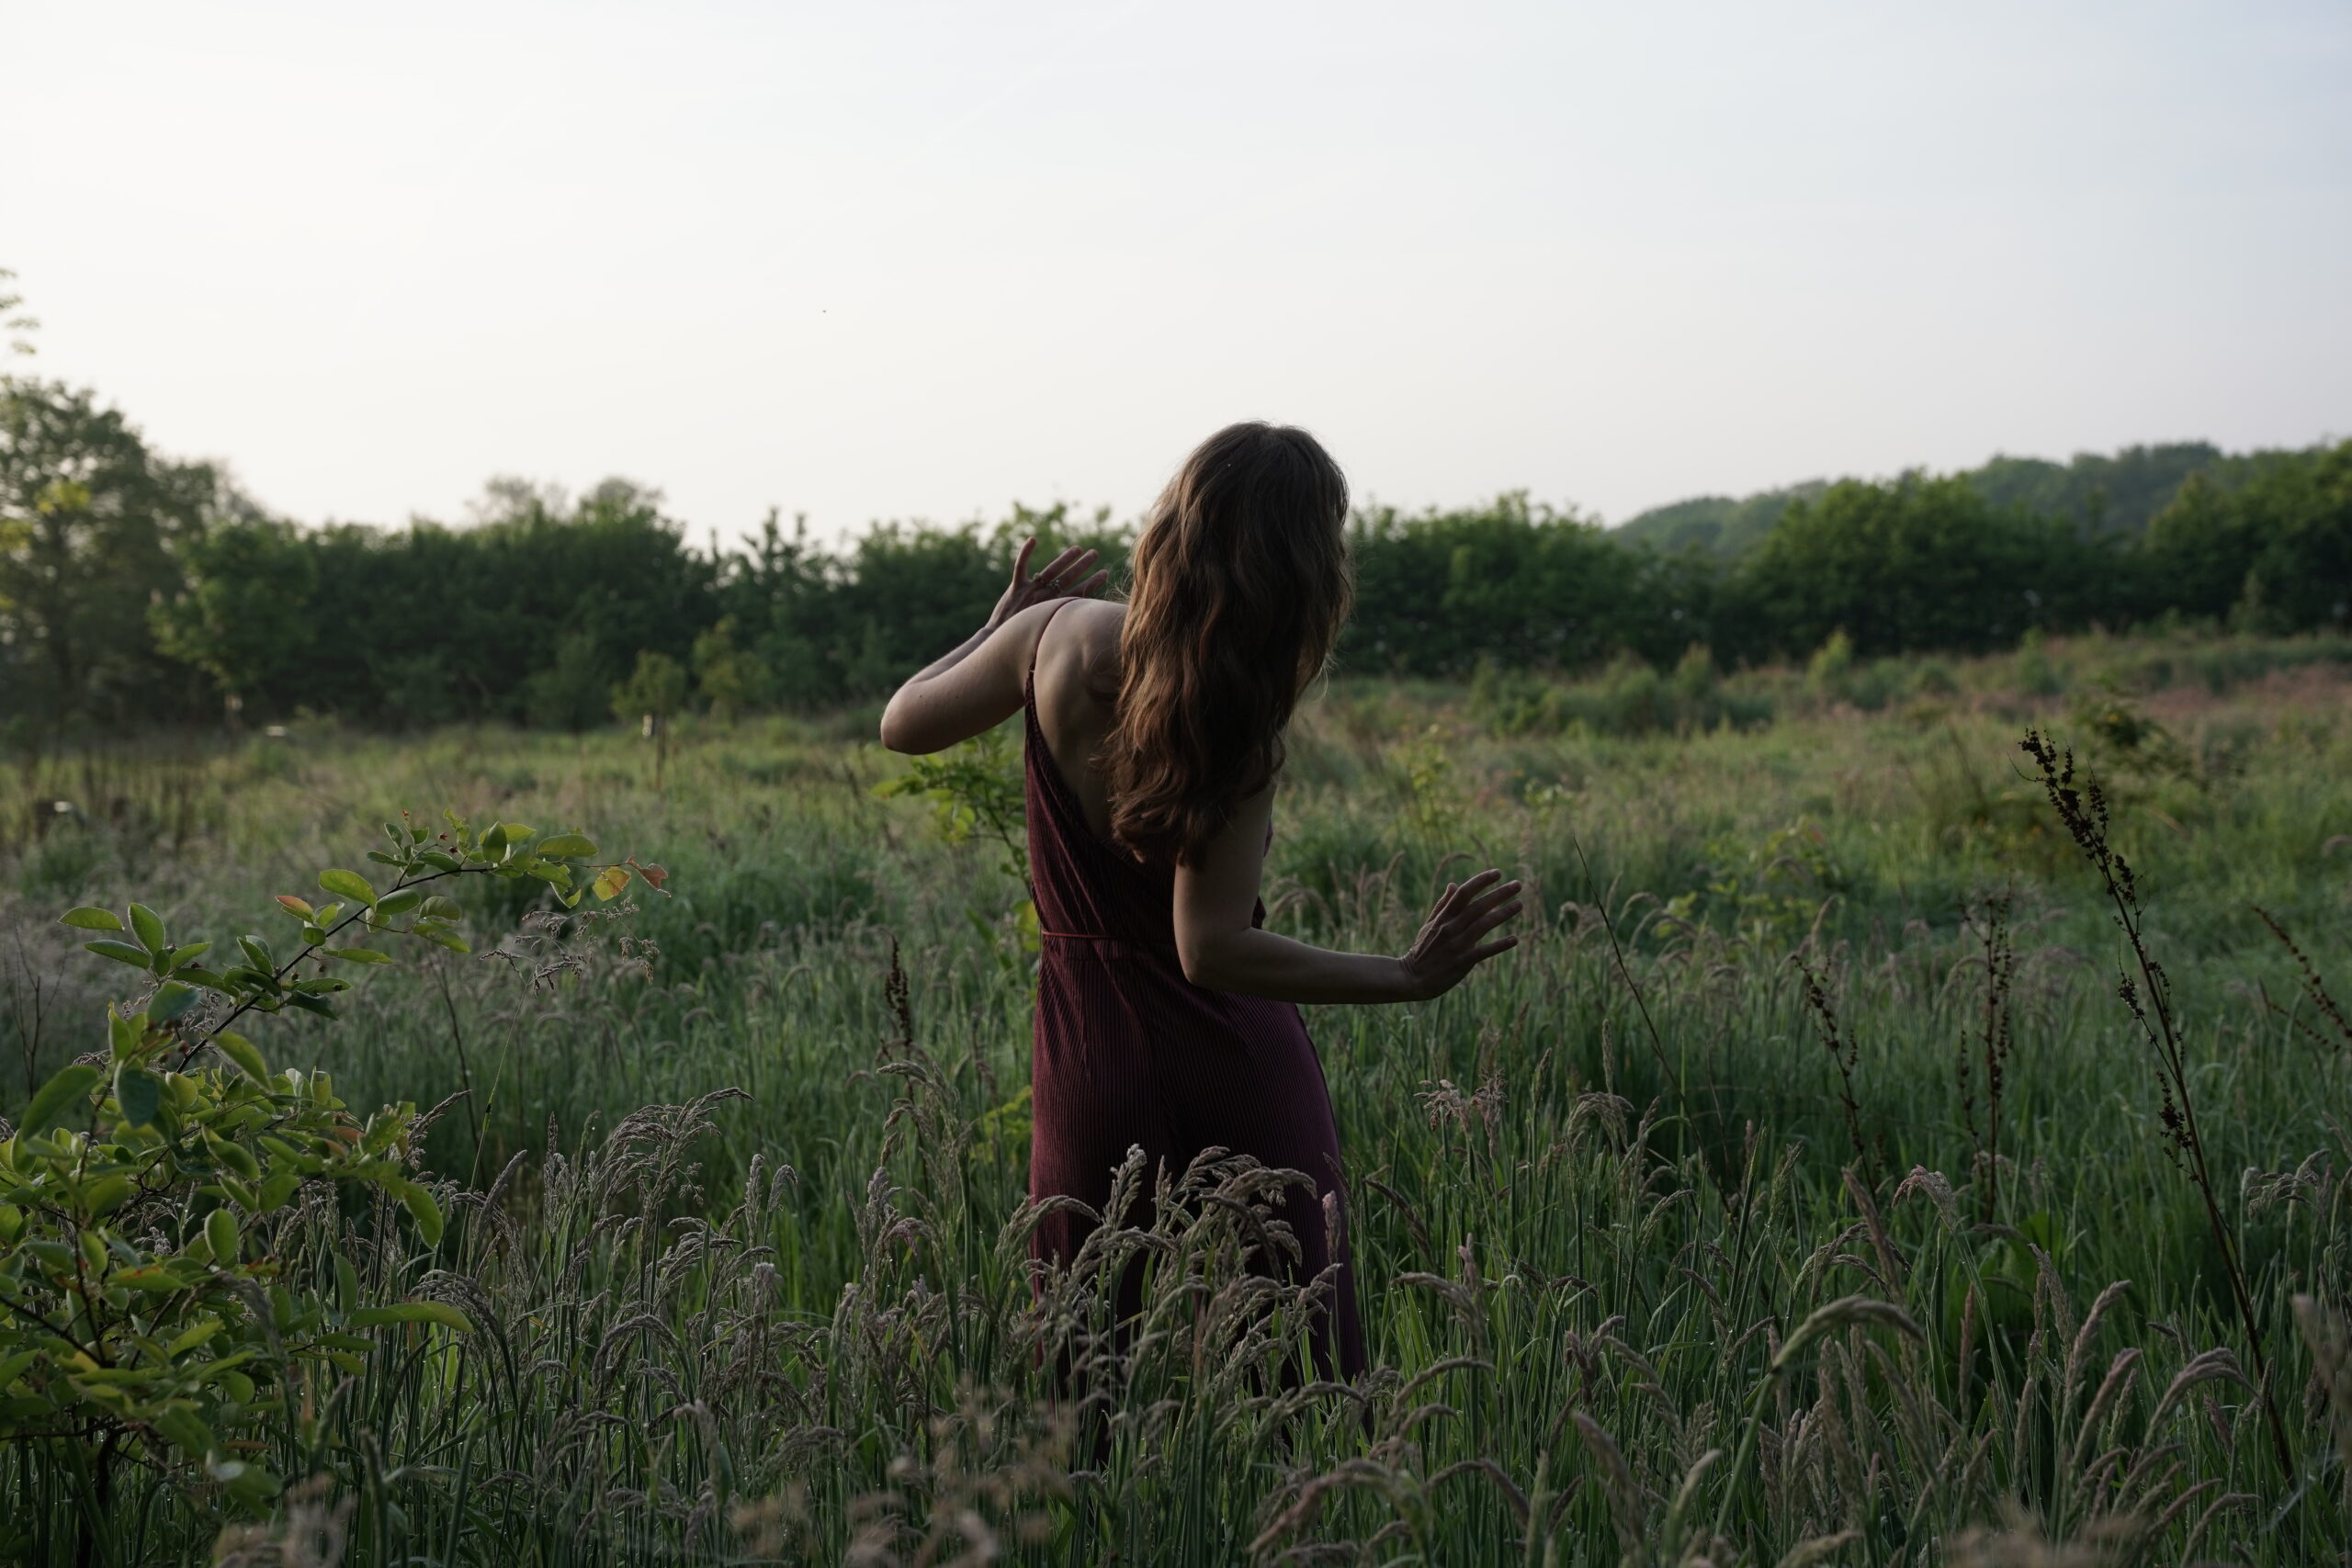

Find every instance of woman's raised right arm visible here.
[878,538,1108,755]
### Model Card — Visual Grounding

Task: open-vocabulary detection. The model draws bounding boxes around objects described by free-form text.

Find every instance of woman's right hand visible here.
[988,536,1109,630]
[1396,869,1523,1000]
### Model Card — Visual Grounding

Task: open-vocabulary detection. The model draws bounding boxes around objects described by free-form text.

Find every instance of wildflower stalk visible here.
[2020,728,2292,1473]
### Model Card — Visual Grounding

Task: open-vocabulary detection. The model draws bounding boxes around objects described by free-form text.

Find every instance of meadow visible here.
[4,626,2351,1566]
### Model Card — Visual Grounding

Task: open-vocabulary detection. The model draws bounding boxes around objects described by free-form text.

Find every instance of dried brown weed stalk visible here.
[2020,727,2291,1472]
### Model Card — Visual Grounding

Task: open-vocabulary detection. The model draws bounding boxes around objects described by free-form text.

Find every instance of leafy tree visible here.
[692,615,771,723]
[296,479,718,727]
[721,510,842,710]
[0,380,216,729]
[614,649,689,786]
[1345,495,1710,675]
[1966,442,2231,536]
[520,632,613,731]
[149,516,317,719]
[612,649,687,724]
[2240,439,2352,632]
[2139,471,2249,624]
[0,266,38,360]
[1732,473,2106,659]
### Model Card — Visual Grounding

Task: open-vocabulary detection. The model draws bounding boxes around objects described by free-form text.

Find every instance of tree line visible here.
[3,368,2346,737]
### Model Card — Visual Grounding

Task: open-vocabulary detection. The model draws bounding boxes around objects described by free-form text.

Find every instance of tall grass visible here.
[4,634,2349,1563]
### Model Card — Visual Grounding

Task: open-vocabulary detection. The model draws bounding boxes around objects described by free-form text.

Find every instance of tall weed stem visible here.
[2021,728,2292,1472]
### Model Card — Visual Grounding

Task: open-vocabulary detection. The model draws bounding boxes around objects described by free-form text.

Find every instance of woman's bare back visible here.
[1027,598,1126,841]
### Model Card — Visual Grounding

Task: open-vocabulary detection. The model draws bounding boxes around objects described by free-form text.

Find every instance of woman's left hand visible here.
[989,537,1108,628]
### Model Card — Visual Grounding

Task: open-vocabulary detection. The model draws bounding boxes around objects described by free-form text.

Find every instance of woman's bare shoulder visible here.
[1058,598,1125,696]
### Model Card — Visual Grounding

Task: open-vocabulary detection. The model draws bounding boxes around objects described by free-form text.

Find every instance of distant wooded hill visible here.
[1615,442,2241,557]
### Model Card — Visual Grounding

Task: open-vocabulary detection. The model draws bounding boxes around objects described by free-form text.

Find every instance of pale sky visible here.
[4,1,2346,539]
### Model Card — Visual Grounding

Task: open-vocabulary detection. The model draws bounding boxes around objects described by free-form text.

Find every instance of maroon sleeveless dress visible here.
[1022,634,1366,1381]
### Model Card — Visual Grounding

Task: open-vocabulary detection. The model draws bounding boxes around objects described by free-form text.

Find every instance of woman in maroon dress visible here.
[880,423,1522,1380]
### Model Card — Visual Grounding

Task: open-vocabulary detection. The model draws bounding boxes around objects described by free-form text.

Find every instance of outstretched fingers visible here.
[1441,874,1519,932]
[1031,545,1099,593]
[1431,869,1499,919]
[1458,878,1521,921]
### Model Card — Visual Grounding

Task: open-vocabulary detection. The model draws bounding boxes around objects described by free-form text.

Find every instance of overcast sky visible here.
[4,1,2346,539]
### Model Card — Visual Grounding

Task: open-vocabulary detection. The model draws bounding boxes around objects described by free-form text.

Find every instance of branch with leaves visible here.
[0,811,660,1540]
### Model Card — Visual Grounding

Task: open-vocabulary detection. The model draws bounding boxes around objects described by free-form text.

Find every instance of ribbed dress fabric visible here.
[1021,626,1364,1381]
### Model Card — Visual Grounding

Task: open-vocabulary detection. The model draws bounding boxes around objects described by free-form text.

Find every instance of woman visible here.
[880,422,1522,1379]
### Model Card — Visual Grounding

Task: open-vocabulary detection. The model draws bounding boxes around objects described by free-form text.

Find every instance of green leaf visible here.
[83,1174,134,1214]
[206,1135,262,1181]
[163,942,212,973]
[213,1032,268,1082]
[83,940,154,968]
[399,1183,445,1247]
[18,1065,101,1137]
[153,1405,216,1461]
[334,1252,359,1314]
[220,1461,281,1502]
[418,895,463,919]
[60,907,122,931]
[536,832,597,859]
[114,1263,183,1292]
[318,868,377,905]
[148,981,199,1025]
[113,1065,163,1127]
[592,864,632,901]
[373,887,423,919]
[128,902,167,955]
[256,1170,300,1211]
[205,1207,241,1265]
[166,1320,224,1357]
[327,947,391,965]
[352,1301,471,1333]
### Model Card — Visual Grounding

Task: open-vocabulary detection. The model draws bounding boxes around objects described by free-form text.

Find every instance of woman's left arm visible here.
[878,539,1107,755]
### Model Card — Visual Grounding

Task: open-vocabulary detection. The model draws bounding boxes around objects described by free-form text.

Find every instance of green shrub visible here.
[0,813,649,1561]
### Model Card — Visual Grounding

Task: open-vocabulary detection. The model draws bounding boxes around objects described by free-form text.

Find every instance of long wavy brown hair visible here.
[1102,423,1352,866]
